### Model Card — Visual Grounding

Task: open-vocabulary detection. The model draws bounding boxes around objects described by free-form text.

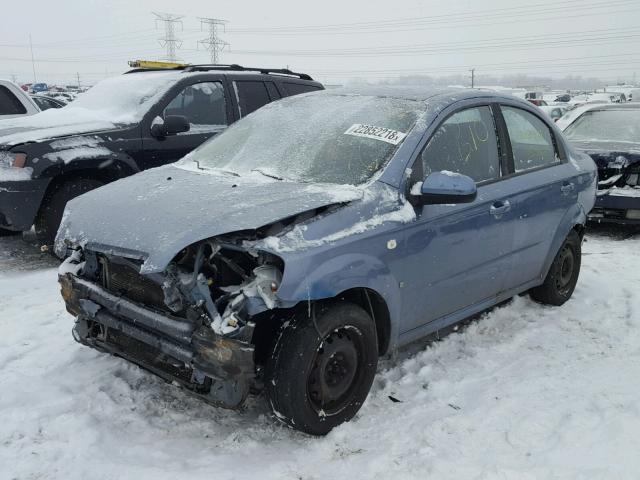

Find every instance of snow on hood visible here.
[0,71,181,148]
[55,164,364,273]
[0,109,117,148]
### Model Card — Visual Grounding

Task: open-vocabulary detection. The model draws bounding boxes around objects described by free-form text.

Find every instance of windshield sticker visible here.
[344,124,407,145]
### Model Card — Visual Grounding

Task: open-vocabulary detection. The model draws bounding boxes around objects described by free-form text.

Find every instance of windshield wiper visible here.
[194,160,240,177]
[251,168,284,181]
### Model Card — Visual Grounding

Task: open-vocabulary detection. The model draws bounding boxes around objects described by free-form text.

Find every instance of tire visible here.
[35,178,103,246]
[265,302,378,436]
[530,230,581,306]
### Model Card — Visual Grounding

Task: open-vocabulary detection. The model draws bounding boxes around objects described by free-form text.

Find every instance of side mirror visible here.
[151,115,190,138]
[418,171,477,204]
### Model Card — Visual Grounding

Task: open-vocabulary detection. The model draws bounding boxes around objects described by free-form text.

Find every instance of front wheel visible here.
[530,230,581,306]
[35,178,104,247]
[265,302,378,435]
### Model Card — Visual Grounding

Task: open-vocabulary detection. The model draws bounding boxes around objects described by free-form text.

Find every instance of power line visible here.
[197,17,229,64]
[226,0,634,33]
[153,12,184,61]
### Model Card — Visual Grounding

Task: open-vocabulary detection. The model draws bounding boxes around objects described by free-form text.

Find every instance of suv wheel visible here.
[530,230,581,306]
[35,178,104,247]
[265,302,378,435]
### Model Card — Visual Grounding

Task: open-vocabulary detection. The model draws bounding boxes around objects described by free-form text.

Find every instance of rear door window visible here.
[163,81,228,128]
[418,106,501,183]
[282,82,322,96]
[234,81,271,116]
[0,86,27,115]
[501,106,558,172]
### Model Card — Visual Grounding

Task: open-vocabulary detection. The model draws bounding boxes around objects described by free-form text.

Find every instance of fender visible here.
[277,252,403,347]
[39,153,140,180]
[540,202,586,280]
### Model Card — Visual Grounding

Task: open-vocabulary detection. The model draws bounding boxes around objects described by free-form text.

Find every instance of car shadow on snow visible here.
[586,222,640,241]
[0,232,59,272]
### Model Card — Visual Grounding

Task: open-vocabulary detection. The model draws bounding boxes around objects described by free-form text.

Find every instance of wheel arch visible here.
[38,156,139,202]
[275,251,402,355]
[541,203,586,280]
[335,287,392,356]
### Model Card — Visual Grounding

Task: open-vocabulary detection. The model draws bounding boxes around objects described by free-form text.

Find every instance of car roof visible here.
[577,102,640,110]
[321,85,501,102]
[125,65,316,82]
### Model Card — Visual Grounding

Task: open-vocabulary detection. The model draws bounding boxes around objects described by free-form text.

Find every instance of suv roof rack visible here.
[125,63,313,80]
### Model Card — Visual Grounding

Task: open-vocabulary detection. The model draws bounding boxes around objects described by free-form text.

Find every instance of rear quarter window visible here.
[502,106,558,172]
[282,82,322,97]
[0,86,27,115]
[234,81,271,117]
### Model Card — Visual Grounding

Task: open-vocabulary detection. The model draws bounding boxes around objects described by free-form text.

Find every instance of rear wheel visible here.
[530,230,581,306]
[35,178,104,247]
[265,302,378,435]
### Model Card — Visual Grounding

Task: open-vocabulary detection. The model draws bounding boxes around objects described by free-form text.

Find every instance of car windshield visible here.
[70,71,180,123]
[563,109,640,143]
[183,93,424,185]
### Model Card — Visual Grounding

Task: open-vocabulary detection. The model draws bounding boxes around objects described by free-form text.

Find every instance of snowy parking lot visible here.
[1,228,639,479]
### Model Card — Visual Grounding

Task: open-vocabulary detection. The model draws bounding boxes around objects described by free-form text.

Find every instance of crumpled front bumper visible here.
[59,272,255,406]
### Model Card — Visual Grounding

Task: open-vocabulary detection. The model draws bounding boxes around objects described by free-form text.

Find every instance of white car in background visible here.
[0,80,40,119]
[539,105,568,122]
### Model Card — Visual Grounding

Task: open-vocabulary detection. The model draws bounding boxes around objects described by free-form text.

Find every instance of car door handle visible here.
[489,200,511,216]
[561,182,575,195]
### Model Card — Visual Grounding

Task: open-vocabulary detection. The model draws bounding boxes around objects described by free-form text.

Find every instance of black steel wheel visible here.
[265,302,378,435]
[530,229,581,306]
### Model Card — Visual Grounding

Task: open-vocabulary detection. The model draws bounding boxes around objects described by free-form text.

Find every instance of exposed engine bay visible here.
[59,235,289,410]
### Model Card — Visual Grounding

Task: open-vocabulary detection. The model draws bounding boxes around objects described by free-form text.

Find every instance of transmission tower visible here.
[153,12,184,62]
[198,17,229,64]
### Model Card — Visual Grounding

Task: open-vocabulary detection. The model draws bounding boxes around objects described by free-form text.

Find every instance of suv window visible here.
[265,81,280,100]
[234,81,271,116]
[0,86,27,115]
[163,82,227,127]
[282,82,322,96]
[502,106,557,172]
[417,106,500,183]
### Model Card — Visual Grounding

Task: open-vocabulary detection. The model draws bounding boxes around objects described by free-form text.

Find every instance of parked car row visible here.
[4,63,636,436]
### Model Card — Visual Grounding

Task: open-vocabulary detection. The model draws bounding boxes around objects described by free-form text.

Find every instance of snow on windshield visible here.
[181,93,425,186]
[563,109,640,143]
[69,71,180,123]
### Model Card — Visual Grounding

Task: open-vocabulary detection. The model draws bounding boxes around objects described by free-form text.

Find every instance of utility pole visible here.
[469,68,475,88]
[76,72,81,89]
[198,17,229,64]
[29,34,37,83]
[153,12,184,62]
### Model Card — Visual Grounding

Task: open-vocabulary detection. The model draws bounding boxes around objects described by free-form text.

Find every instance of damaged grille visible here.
[105,328,208,392]
[101,258,167,311]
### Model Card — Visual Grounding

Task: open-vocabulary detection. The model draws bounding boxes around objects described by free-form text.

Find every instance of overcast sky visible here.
[1,0,639,86]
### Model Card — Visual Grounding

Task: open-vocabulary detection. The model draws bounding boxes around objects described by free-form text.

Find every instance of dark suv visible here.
[0,65,322,244]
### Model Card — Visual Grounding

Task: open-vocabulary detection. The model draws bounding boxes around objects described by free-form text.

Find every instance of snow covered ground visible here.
[1,229,639,480]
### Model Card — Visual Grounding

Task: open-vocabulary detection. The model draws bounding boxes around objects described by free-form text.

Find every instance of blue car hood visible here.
[55,164,363,273]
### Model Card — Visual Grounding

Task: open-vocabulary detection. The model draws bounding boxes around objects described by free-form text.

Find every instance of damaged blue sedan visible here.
[56,87,596,435]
